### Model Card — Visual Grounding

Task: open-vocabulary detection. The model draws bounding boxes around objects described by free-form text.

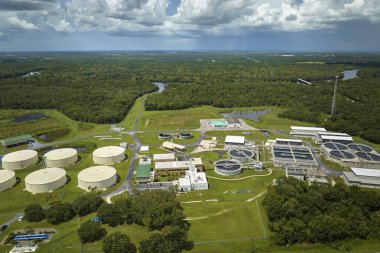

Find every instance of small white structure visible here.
[178,165,208,192]
[139,158,152,165]
[10,244,39,253]
[78,166,117,191]
[44,148,78,167]
[290,126,327,137]
[161,141,185,152]
[140,146,149,153]
[25,168,67,194]
[119,142,128,149]
[0,170,16,192]
[153,153,176,162]
[93,146,125,165]
[225,135,245,148]
[2,150,38,170]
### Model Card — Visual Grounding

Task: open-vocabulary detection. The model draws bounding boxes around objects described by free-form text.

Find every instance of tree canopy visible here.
[263,177,380,245]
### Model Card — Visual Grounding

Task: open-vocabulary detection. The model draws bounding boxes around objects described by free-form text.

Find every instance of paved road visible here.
[0,213,23,235]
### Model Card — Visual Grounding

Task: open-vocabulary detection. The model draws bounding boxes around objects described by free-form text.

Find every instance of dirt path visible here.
[207,169,272,181]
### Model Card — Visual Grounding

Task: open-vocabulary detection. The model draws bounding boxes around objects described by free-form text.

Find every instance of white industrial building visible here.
[0,170,16,192]
[25,168,67,194]
[275,138,303,146]
[161,141,185,152]
[1,150,38,170]
[343,167,380,188]
[93,146,125,165]
[153,153,176,162]
[44,148,78,167]
[178,165,208,192]
[290,126,327,137]
[140,146,149,153]
[319,134,353,144]
[224,135,245,148]
[78,166,117,191]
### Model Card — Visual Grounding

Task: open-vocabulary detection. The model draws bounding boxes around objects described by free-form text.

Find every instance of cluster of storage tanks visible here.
[0,146,124,194]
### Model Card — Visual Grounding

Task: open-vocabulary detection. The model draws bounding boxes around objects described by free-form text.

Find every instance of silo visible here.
[25,168,67,194]
[0,170,17,192]
[93,146,125,165]
[2,150,38,170]
[44,148,78,167]
[78,166,117,191]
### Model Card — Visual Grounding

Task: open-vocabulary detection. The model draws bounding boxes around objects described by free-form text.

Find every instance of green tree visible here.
[97,203,124,227]
[102,232,136,253]
[24,203,45,222]
[72,193,103,217]
[45,202,75,225]
[78,221,107,243]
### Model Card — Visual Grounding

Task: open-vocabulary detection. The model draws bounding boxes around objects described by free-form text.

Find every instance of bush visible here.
[103,232,136,253]
[78,221,106,243]
[24,204,45,222]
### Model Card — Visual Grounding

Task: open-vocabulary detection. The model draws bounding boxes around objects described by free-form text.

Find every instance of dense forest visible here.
[263,177,380,246]
[1,52,379,142]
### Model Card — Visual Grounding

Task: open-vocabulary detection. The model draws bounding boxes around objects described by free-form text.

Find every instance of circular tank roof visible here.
[44,148,77,160]
[229,149,254,158]
[93,146,124,158]
[0,170,16,184]
[78,166,116,183]
[214,159,242,171]
[25,168,66,185]
[2,150,38,163]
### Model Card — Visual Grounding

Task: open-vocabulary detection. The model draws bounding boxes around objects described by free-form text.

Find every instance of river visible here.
[152,82,166,93]
[342,69,358,80]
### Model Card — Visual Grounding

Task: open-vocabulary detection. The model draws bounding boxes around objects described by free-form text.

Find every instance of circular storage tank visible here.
[25,168,67,194]
[214,159,242,176]
[158,133,171,140]
[78,166,117,191]
[1,150,38,170]
[44,148,78,167]
[228,149,254,162]
[0,170,16,192]
[178,133,193,139]
[93,146,125,165]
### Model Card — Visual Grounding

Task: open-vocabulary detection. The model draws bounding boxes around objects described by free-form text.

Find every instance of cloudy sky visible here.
[0,0,379,51]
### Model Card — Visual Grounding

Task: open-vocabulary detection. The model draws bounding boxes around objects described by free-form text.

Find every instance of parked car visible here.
[0,224,8,232]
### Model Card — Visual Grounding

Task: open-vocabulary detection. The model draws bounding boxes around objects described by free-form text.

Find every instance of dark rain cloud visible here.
[0,0,56,11]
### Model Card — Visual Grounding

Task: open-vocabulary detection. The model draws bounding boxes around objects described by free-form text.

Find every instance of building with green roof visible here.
[1,134,34,148]
[136,164,152,184]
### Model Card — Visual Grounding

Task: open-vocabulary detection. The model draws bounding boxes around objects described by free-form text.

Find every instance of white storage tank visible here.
[78,166,117,191]
[0,170,17,192]
[1,150,38,170]
[44,148,78,167]
[93,146,125,165]
[25,167,67,194]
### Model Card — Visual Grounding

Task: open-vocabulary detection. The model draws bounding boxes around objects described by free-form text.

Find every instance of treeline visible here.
[263,177,380,246]
[22,191,190,253]
[0,55,158,123]
[146,72,380,143]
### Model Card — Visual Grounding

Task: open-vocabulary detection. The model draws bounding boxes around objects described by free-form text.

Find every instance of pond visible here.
[342,69,358,80]
[223,109,272,122]
[152,82,167,93]
[12,113,47,123]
